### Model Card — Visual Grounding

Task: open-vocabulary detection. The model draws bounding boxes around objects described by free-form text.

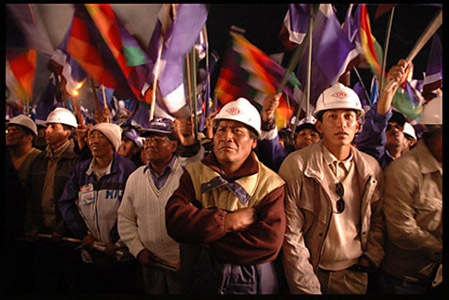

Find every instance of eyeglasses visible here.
[144,136,169,144]
[335,182,345,214]
[5,128,23,135]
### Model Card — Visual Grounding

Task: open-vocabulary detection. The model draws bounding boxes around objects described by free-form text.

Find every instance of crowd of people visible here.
[3,59,442,295]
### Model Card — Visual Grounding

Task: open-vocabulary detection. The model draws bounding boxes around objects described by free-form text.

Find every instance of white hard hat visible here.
[403,122,417,141]
[419,96,442,125]
[290,115,316,126]
[314,83,364,118]
[45,107,78,128]
[298,116,316,126]
[213,97,261,137]
[8,114,38,136]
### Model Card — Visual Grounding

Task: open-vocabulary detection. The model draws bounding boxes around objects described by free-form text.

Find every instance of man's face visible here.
[316,109,359,148]
[213,120,257,166]
[45,123,70,146]
[35,127,47,145]
[117,135,138,159]
[6,125,32,147]
[88,130,114,158]
[143,133,177,164]
[386,122,408,149]
[295,128,320,150]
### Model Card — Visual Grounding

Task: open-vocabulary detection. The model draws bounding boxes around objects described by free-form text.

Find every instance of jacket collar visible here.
[416,140,442,175]
[304,140,375,183]
[202,151,259,180]
[85,152,121,177]
[45,139,75,160]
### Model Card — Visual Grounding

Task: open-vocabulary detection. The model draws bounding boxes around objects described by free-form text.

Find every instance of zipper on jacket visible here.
[360,175,375,250]
[360,175,373,219]
[94,189,101,241]
[313,178,333,271]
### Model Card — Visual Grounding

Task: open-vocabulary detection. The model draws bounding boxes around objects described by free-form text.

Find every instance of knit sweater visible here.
[118,157,185,264]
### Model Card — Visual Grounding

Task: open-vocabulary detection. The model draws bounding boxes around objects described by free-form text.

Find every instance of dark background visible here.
[205,3,443,91]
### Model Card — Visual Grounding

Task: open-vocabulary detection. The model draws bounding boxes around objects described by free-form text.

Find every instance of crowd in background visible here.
[3,59,442,295]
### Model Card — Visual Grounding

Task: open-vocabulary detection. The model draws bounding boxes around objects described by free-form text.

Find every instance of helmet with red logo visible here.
[314,83,364,119]
[213,97,261,137]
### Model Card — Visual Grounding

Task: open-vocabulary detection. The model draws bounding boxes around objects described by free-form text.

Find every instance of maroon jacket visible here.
[165,152,286,293]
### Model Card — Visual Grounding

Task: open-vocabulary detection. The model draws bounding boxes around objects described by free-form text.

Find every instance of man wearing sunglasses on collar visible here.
[279,83,384,294]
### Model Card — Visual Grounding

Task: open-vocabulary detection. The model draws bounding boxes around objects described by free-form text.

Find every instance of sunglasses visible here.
[335,182,345,214]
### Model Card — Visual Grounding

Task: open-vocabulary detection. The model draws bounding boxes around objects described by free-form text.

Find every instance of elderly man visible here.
[58,122,137,294]
[279,83,384,294]
[165,97,286,294]
[118,117,203,294]
[377,96,442,294]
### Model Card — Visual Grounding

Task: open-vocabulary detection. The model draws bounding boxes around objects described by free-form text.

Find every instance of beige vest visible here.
[185,157,285,211]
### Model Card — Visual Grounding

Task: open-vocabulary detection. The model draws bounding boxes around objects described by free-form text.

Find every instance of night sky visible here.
[205,4,443,89]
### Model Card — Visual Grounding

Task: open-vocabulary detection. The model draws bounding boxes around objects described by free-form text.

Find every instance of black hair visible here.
[278,128,295,152]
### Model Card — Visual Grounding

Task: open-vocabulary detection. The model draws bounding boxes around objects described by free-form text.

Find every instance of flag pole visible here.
[379,6,395,92]
[185,52,194,132]
[385,8,442,92]
[276,40,306,96]
[149,40,164,121]
[203,25,211,118]
[305,5,314,118]
[354,67,372,106]
[69,95,85,128]
[290,93,305,139]
[101,85,107,109]
[91,78,101,114]
[53,72,62,103]
[191,48,199,140]
[290,5,316,137]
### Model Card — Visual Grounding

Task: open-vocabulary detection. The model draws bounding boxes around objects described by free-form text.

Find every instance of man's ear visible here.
[355,120,360,132]
[251,138,258,150]
[315,121,323,135]
[170,140,179,152]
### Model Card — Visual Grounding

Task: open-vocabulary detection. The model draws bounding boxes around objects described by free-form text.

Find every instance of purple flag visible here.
[422,34,442,99]
[295,4,358,109]
[129,102,174,130]
[284,4,310,45]
[34,75,57,124]
[342,4,359,44]
[146,4,208,118]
